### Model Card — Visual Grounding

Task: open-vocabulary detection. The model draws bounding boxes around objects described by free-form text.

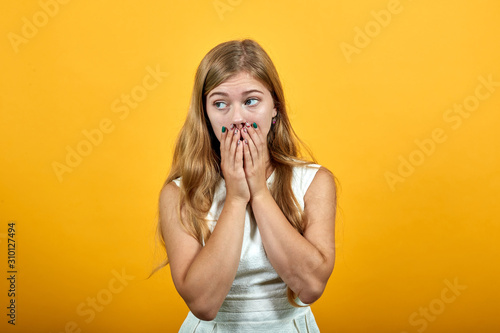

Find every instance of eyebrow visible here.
[207,89,264,99]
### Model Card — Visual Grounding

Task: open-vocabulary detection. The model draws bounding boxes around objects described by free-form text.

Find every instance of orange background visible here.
[1,0,499,332]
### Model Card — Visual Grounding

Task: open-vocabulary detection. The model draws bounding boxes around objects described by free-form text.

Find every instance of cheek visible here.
[207,113,222,142]
[255,113,273,136]
[212,123,222,142]
[261,124,272,139]
[213,129,221,142]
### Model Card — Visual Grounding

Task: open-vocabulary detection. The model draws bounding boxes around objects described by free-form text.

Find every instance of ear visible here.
[272,106,277,118]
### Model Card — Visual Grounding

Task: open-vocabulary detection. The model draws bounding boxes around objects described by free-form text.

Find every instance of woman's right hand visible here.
[220,125,250,204]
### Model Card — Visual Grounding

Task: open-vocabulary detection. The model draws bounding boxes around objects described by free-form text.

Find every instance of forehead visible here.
[210,72,268,95]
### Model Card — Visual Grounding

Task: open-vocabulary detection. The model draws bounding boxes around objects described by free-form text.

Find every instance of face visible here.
[205,71,277,142]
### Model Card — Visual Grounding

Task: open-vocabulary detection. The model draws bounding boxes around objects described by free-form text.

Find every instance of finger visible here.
[220,125,228,151]
[241,126,259,161]
[224,124,235,152]
[240,127,255,162]
[235,139,244,170]
[229,128,240,168]
[221,124,235,166]
[219,125,228,168]
[246,122,264,154]
[242,137,253,170]
[223,125,236,151]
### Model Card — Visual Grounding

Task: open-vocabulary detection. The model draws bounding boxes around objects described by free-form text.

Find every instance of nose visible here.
[231,105,246,128]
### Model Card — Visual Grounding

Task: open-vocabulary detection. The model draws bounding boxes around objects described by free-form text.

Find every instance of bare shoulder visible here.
[159,181,180,210]
[159,181,189,231]
[160,180,180,199]
[159,181,202,285]
[301,166,337,294]
[305,166,337,201]
[159,182,179,222]
[302,166,337,233]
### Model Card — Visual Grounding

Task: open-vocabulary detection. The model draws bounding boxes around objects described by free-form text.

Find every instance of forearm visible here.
[250,191,329,303]
[181,199,247,318]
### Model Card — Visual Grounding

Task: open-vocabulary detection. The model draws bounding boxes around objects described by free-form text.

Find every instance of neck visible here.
[265,159,274,180]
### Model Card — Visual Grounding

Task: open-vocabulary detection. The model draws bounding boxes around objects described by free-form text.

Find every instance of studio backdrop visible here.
[1,0,499,332]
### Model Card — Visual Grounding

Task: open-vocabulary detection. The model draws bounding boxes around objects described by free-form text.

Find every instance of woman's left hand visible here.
[241,122,270,200]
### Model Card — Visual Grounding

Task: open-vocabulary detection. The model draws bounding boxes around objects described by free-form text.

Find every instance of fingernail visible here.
[243,127,247,133]
[252,122,257,128]
[222,126,226,133]
[246,122,250,127]
[237,140,241,145]
[235,129,238,134]
[230,124,235,130]
[244,139,248,144]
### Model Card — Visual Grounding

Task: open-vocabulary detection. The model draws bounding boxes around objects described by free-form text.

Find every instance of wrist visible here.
[225,196,249,208]
[250,187,272,206]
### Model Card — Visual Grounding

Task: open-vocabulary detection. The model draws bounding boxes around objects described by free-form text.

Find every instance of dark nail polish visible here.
[222,126,226,133]
[252,122,257,128]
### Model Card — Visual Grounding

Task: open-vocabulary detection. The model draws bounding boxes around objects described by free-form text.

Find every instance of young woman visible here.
[153,39,337,332]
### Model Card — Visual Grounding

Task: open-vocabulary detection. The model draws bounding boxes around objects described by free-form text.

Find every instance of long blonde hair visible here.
[150,39,324,306]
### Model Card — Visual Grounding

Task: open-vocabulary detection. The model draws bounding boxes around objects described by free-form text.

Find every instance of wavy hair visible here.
[149,39,324,306]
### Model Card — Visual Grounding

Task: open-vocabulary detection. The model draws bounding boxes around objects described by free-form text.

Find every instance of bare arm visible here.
[160,126,250,321]
[159,183,246,320]
[240,122,337,304]
[249,167,337,304]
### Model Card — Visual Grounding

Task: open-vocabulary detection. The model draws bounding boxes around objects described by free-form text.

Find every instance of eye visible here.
[245,98,259,106]
[214,101,227,109]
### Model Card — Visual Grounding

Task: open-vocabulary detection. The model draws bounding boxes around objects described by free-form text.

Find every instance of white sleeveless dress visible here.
[173,164,322,332]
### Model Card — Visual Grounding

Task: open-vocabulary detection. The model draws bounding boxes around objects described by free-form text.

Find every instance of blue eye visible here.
[245,98,258,106]
[214,101,227,109]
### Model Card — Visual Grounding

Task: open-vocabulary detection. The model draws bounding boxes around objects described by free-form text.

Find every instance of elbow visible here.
[297,258,334,305]
[187,298,220,322]
[297,275,329,305]
[298,284,325,305]
[191,309,218,322]
[177,281,223,321]
[300,252,336,304]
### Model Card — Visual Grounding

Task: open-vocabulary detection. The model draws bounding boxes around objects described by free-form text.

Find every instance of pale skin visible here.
[159,71,336,321]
